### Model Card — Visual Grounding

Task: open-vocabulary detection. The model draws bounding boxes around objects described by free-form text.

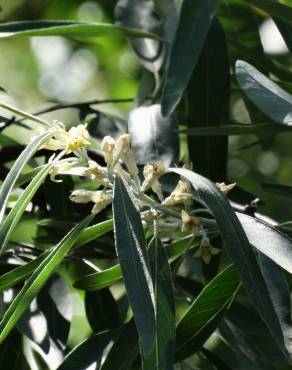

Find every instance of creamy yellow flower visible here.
[41,124,90,154]
[69,189,112,214]
[113,134,138,176]
[194,237,221,264]
[101,136,115,165]
[163,180,192,206]
[216,182,236,195]
[181,210,201,236]
[142,163,166,201]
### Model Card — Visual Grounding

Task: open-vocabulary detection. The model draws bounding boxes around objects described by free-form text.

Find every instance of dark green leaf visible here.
[186,17,230,181]
[175,264,240,361]
[236,60,292,125]
[57,330,120,370]
[255,251,292,360]
[186,123,291,136]
[0,20,162,40]
[0,329,30,370]
[113,177,155,355]
[236,212,292,274]
[99,320,139,370]
[143,236,175,370]
[168,168,287,356]
[129,104,179,166]
[161,0,218,116]
[37,275,72,350]
[262,183,292,197]
[220,319,275,370]
[85,289,120,333]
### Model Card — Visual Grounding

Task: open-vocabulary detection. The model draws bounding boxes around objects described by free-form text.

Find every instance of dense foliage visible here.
[1,0,292,369]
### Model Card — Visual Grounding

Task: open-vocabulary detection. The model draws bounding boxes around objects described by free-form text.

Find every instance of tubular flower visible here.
[142,163,166,201]
[194,236,221,264]
[113,134,138,176]
[70,189,112,214]
[101,136,115,165]
[82,160,110,187]
[41,123,90,154]
[181,210,201,236]
[216,182,236,195]
[163,180,192,206]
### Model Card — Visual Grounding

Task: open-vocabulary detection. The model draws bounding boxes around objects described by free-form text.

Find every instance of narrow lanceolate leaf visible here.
[236,60,292,126]
[255,251,292,358]
[113,176,155,356]
[186,17,230,181]
[0,214,93,344]
[175,265,240,361]
[186,123,291,136]
[37,275,73,350]
[74,237,199,291]
[0,219,113,290]
[0,162,54,255]
[85,289,120,333]
[262,183,292,198]
[236,212,292,274]
[143,236,175,370]
[245,0,292,25]
[100,320,139,370]
[57,330,120,370]
[0,252,49,293]
[74,265,122,291]
[168,168,287,357]
[161,0,218,116]
[0,20,161,40]
[128,104,179,166]
[0,130,54,224]
[75,219,113,247]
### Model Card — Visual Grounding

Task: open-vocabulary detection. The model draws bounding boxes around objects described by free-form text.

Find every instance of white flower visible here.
[163,180,192,206]
[216,182,236,195]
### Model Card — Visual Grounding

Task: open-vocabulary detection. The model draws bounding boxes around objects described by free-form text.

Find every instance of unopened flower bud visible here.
[101,136,115,165]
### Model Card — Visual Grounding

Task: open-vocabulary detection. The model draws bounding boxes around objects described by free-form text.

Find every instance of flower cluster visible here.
[41,125,235,264]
